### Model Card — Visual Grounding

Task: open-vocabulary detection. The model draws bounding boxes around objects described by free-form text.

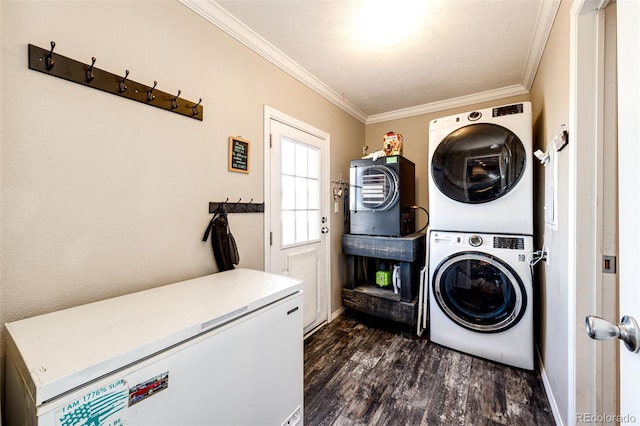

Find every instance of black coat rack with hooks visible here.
[209,199,264,214]
[28,42,203,121]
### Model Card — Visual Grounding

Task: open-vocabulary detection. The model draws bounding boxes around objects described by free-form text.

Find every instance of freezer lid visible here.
[5,268,302,407]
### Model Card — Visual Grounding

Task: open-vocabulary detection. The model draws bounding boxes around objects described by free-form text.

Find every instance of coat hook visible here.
[248,198,253,204]
[119,70,129,93]
[45,41,56,70]
[235,198,242,206]
[191,98,202,116]
[147,80,157,102]
[171,90,181,110]
[86,57,96,82]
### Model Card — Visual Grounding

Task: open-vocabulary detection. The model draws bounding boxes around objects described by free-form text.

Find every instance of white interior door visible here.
[587,1,640,422]
[264,108,330,335]
[616,1,640,421]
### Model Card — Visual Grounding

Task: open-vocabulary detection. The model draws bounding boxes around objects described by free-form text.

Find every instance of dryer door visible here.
[432,252,527,333]
[349,165,399,212]
[431,123,526,204]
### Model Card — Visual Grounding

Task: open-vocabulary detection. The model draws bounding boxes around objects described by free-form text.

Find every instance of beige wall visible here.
[0,0,363,403]
[529,0,572,424]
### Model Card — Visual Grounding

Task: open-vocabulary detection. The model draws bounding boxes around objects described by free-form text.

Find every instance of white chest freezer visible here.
[5,268,304,426]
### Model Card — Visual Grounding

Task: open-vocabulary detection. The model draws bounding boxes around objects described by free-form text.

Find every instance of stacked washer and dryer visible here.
[425,102,534,370]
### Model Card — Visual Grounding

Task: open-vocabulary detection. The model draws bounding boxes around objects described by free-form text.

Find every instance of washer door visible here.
[432,252,527,333]
[352,165,399,211]
[431,123,526,204]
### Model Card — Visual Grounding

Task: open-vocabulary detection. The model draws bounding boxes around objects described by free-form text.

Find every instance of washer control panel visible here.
[493,236,525,250]
[432,233,527,251]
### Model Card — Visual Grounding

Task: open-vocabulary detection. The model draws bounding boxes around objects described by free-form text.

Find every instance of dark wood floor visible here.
[304,312,555,426]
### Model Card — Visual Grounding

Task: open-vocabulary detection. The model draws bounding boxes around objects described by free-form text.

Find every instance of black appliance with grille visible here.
[349,155,415,237]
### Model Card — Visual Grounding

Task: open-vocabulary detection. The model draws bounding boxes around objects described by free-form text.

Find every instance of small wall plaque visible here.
[228,136,250,174]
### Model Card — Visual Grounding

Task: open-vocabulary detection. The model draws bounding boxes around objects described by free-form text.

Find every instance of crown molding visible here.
[180,0,554,126]
[521,0,562,89]
[179,0,368,124]
[366,84,530,124]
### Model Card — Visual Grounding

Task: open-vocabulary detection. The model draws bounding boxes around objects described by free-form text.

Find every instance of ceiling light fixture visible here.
[355,0,427,47]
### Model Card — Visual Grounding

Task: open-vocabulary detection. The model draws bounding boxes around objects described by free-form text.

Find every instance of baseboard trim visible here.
[331,306,346,321]
[537,346,564,426]
[303,308,346,340]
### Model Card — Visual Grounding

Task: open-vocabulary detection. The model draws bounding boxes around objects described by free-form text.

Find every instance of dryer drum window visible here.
[431,123,526,204]
[433,252,527,333]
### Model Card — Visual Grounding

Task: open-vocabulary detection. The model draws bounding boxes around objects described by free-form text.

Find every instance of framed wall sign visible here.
[228,136,250,173]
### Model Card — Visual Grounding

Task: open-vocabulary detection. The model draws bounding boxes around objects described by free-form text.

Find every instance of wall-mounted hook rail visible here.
[171,90,181,109]
[192,98,202,117]
[147,80,157,102]
[331,175,349,199]
[209,200,264,214]
[28,42,203,121]
[119,70,129,93]
[86,57,96,82]
[45,41,55,70]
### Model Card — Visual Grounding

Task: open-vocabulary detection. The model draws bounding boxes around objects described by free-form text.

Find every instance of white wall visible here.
[0,0,363,410]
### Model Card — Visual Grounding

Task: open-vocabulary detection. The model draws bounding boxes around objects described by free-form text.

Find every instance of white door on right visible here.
[584,1,640,421]
[616,1,640,422]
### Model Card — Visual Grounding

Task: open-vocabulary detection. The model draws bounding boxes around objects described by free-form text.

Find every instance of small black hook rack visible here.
[28,42,203,121]
[209,199,264,214]
[86,57,96,82]
[119,70,129,93]
[45,41,55,70]
[331,175,349,199]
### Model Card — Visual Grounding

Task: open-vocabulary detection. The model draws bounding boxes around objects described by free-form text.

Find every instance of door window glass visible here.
[431,123,526,203]
[281,138,320,246]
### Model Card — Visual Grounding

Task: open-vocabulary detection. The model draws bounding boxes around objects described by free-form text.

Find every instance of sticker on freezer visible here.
[55,379,128,426]
[128,372,169,407]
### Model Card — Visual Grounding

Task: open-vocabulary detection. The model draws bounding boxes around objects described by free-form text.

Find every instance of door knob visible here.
[321,226,329,234]
[585,315,640,353]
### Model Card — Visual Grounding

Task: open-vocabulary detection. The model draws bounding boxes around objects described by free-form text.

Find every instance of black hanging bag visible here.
[202,204,239,271]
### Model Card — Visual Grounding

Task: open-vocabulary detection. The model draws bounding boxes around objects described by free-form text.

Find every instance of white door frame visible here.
[263,105,332,330]
[569,0,614,422]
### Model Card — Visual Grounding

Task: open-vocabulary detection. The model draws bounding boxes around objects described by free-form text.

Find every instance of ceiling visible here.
[181,0,560,124]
